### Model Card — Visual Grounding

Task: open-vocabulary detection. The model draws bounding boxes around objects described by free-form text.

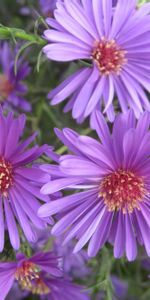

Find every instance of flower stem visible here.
[0,25,46,46]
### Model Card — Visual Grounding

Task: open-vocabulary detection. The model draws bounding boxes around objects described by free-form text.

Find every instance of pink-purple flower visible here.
[39,110,150,261]
[0,108,52,251]
[0,251,90,300]
[43,0,150,123]
[0,251,62,300]
[0,43,31,112]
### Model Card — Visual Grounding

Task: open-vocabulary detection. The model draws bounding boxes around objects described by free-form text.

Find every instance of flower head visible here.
[43,0,150,122]
[0,42,31,112]
[0,251,90,300]
[0,108,52,251]
[0,251,62,300]
[39,110,150,261]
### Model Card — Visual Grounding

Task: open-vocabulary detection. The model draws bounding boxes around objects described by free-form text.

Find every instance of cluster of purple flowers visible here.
[1,0,150,299]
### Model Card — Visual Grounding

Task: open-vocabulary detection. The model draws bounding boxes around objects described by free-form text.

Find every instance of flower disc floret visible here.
[92,39,127,75]
[15,262,39,289]
[0,157,13,195]
[100,169,146,213]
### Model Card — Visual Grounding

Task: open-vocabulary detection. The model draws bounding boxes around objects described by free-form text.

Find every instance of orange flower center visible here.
[92,38,127,75]
[15,261,50,295]
[0,74,13,102]
[15,262,40,289]
[0,158,13,195]
[99,169,147,213]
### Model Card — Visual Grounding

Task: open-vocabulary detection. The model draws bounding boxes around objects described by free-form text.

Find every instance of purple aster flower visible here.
[0,42,31,112]
[0,251,62,300]
[43,0,150,122]
[0,108,53,251]
[0,252,90,300]
[39,110,150,261]
[39,0,56,16]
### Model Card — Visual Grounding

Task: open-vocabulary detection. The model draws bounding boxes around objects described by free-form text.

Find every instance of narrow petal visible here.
[10,189,37,243]
[88,211,113,257]
[0,268,16,300]
[73,206,106,252]
[38,190,97,217]
[125,213,137,261]
[135,210,150,256]
[0,197,4,252]
[41,177,84,195]
[114,212,125,259]
[4,200,20,250]
[50,68,91,105]
[84,76,106,117]
[60,155,104,177]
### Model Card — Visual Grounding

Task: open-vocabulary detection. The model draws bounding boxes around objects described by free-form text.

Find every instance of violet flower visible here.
[0,43,31,112]
[43,0,150,122]
[0,252,90,300]
[39,110,150,261]
[0,108,52,251]
[0,251,62,300]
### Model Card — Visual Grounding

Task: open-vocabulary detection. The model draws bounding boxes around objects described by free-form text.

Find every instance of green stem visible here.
[0,25,46,46]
